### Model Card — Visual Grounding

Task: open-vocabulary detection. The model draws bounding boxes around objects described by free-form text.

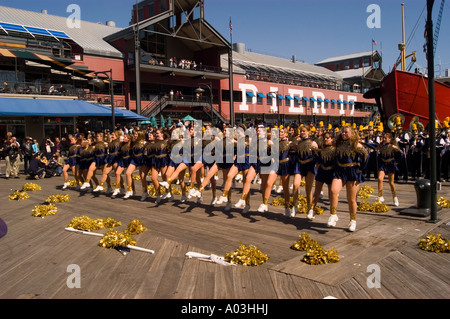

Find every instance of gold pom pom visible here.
[98,229,137,249]
[291,232,340,265]
[32,204,57,218]
[225,242,269,266]
[22,183,42,191]
[126,219,147,235]
[437,197,450,208]
[45,194,70,203]
[9,190,30,200]
[419,233,450,253]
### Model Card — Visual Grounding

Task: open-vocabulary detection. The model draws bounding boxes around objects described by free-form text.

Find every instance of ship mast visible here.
[399,3,406,71]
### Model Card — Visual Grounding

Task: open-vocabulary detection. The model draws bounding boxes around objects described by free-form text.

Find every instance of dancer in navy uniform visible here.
[377,132,402,206]
[308,131,336,220]
[112,133,132,198]
[290,125,318,217]
[81,132,107,190]
[124,131,147,199]
[276,127,292,216]
[94,130,122,193]
[62,135,82,189]
[329,126,368,232]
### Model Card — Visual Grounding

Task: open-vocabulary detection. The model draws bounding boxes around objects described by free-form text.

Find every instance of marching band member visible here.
[377,132,402,206]
[329,126,368,232]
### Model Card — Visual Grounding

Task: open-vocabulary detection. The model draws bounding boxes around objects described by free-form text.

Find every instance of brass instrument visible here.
[387,113,405,131]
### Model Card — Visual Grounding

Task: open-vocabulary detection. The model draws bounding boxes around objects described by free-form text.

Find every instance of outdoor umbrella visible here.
[181,115,197,122]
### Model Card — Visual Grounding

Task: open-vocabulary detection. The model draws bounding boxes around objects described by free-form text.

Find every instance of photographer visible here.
[28,153,47,179]
[4,137,21,179]
[40,137,55,161]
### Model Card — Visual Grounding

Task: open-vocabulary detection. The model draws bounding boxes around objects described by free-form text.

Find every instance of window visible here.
[353,59,359,69]
[335,63,340,71]
[344,61,350,70]
[267,94,273,106]
[324,101,328,109]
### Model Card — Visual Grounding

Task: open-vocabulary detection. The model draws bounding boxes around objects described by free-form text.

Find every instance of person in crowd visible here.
[21,137,34,174]
[28,153,48,179]
[4,136,21,179]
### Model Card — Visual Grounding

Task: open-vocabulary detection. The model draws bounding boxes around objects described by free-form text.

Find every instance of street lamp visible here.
[196,82,213,124]
[89,69,115,130]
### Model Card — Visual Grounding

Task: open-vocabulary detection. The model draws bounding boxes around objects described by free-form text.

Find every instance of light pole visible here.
[90,69,115,130]
[196,82,213,124]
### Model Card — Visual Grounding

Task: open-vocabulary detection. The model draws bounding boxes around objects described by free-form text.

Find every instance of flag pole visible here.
[228,17,234,126]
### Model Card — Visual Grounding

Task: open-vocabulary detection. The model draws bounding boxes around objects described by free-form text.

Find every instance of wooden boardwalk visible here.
[0,172,449,300]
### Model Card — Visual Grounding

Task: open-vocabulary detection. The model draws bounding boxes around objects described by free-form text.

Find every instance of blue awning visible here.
[294,96,302,101]
[257,93,265,98]
[285,95,293,100]
[349,101,355,105]
[310,97,317,102]
[277,94,285,99]
[331,99,337,103]
[337,100,343,103]
[246,92,256,97]
[0,98,149,121]
[324,99,331,103]
[343,100,349,104]
[317,98,324,102]
[302,97,310,101]
[266,93,276,98]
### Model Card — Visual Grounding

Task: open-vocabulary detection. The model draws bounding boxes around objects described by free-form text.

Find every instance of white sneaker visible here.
[188,188,200,198]
[290,206,298,217]
[161,192,172,200]
[112,188,121,197]
[224,202,232,211]
[140,192,148,201]
[348,220,357,232]
[123,191,133,199]
[93,185,104,192]
[159,181,170,189]
[307,209,315,220]
[216,195,228,204]
[257,203,268,213]
[327,214,339,227]
[180,196,187,203]
[242,205,251,213]
[62,182,70,190]
[393,197,399,207]
[235,199,246,208]
[276,186,283,193]
[211,197,218,205]
[80,182,90,190]
[378,196,385,203]
[285,208,291,217]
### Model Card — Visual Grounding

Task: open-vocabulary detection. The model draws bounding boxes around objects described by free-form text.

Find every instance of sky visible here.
[1,0,449,76]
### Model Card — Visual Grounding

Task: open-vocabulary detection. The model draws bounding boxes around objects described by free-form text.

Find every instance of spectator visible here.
[40,137,55,160]
[28,153,47,179]
[1,81,11,93]
[53,152,65,176]
[21,137,34,173]
[32,139,39,155]
[4,137,21,179]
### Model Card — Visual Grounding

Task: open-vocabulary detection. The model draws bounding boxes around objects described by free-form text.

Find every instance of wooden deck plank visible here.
[268,270,301,299]
[1,175,449,300]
